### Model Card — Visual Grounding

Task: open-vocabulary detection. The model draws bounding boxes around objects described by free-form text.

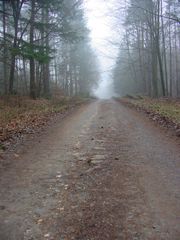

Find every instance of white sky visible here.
[83,0,122,98]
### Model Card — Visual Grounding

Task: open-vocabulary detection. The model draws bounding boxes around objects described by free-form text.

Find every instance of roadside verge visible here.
[0,96,89,151]
[115,97,180,137]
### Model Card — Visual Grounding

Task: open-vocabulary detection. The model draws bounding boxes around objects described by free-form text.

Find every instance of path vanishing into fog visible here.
[0,100,180,240]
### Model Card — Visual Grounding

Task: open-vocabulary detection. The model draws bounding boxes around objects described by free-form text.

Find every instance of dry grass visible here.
[130,97,180,124]
[118,96,180,133]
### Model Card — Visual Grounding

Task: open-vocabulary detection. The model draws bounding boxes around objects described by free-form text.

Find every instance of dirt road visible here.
[0,100,179,240]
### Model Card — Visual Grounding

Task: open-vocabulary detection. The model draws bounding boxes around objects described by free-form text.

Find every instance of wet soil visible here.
[0,100,179,240]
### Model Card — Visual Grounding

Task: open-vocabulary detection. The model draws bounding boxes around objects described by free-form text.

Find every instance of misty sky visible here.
[84,0,122,98]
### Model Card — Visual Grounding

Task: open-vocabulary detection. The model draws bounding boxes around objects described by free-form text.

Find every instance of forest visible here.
[113,0,180,98]
[0,1,180,239]
[1,0,180,100]
[0,0,99,99]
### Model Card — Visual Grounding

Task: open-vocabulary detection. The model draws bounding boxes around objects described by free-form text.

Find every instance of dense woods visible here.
[0,0,99,99]
[113,0,180,98]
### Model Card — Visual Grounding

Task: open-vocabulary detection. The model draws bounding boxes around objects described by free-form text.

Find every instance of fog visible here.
[93,75,114,99]
[84,0,120,99]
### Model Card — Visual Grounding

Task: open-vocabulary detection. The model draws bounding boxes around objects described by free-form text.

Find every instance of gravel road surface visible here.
[0,100,179,240]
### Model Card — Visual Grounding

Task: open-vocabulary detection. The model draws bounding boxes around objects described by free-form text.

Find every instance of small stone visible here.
[37,219,43,224]
[94,147,105,150]
[56,174,62,178]
[44,233,50,238]
[92,155,105,160]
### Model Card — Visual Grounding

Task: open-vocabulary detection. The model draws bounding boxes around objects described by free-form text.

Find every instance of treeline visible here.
[113,0,180,98]
[0,0,99,99]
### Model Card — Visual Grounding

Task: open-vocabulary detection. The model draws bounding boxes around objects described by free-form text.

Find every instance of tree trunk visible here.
[29,0,36,99]
[161,0,168,96]
[168,4,173,97]
[8,0,23,94]
[3,0,8,94]
[9,24,18,94]
[74,65,78,95]
[157,0,165,97]
[23,58,28,94]
[174,23,179,97]
[42,8,50,98]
